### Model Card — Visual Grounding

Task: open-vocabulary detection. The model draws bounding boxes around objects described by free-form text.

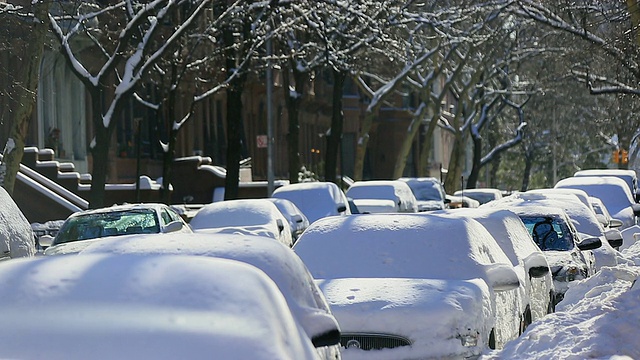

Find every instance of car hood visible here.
[44,235,142,256]
[316,277,492,358]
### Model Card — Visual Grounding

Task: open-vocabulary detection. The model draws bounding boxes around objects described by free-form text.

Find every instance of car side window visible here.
[160,210,173,225]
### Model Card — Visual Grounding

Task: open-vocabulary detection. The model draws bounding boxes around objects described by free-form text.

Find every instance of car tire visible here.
[488,328,496,350]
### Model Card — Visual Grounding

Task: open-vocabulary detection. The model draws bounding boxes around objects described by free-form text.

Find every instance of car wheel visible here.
[547,291,556,314]
[519,307,532,335]
[488,328,496,350]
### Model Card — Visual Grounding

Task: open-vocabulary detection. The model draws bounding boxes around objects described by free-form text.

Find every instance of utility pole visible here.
[266,31,275,196]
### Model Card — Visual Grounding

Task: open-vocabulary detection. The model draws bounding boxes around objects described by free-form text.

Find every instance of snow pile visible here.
[481,241,640,359]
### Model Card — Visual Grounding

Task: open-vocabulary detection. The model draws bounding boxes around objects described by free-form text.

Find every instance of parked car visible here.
[0,254,319,359]
[485,192,618,270]
[527,188,610,228]
[294,213,525,358]
[265,198,310,241]
[453,188,503,205]
[398,177,448,211]
[446,194,480,208]
[0,186,36,259]
[441,208,554,321]
[589,196,624,229]
[189,199,293,247]
[496,205,599,304]
[272,182,351,224]
[75,232,341,359]
[41,203,191,255]
[346,180,418,213]
[555,176,640,232]
[574,169,639,202]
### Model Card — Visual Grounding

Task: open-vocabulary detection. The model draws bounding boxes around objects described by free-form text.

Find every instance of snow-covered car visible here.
[189,199,293,247]
[0,186,36,259]
[441,208,554,323]
[74,232,341,359]
[346,180,418,213]
[555,176,640,232]
[589,196,624,230]
[266,198,310,241]
[41,203,191,255]
[0,254,319,359]
[398,177,448,211]
[487,204,599,304]
[453,188,503,205]
[574,168,639,202]
[294,213,525,358]
[487,192,620,269]
[527,188,610,228]
[446,194,480,208]
[272,182,351,224]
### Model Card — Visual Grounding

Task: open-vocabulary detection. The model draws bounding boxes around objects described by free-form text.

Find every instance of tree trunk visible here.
[88,101,114,208]
[466,135,483,189]
[521,151,534,192]
[283,61,307,184]
[353,110,377,181]
[224,83,244,200]
[325,69,347,185]
[417,107,442,177]
[0,2,49,195]
[444,129,465,194]
[393,105,429,179]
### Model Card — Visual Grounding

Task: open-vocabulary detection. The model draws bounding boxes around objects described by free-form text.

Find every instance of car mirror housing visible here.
[39,234,54,248]
[485,263,521,292]
[301,311,341,347]
[337,204,347,213]
[604,229,623,248]
[577,237,602,251]
[164,221,184,233]
[523,252,550,278]
[631,203,640,217]
[609,219,624,228]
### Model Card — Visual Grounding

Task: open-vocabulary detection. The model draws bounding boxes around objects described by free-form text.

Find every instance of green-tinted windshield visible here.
[54,209,160,245]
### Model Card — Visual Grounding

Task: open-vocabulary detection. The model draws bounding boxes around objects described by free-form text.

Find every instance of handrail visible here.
[0,152,88,210]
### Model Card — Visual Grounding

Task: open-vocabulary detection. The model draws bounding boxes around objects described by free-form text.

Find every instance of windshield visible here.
[519,216,574,251]
[54,209,160,245]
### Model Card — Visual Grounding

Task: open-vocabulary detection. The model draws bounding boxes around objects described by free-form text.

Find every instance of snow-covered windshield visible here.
[54,210,159,245]
[519,216,574,251]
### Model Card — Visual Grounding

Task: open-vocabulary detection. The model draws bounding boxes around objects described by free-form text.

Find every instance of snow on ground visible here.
[481,240,640,360]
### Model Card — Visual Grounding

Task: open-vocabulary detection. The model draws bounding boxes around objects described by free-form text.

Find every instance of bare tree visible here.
[0,1,50,195]
[47,0,215,208]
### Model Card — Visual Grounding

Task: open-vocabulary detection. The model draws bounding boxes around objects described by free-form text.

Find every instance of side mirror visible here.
[39,234,55,248]
[292,214,304,224]
[577,237,602,251]
[523,252,550,278]
[337,204,347,213]
[301,311,341,347]
[609,219,624,228]
[631,203,640,217]
[604,229,623,248]
[276,219,285,233]
[485,263,521,292]
[165,221,184,233]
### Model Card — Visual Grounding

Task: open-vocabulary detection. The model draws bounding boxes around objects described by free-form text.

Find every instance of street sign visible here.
[256,135,268,148]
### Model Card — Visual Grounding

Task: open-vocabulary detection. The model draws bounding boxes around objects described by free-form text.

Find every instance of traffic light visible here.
[612,149,629,164]
[622,149,629,164]
[613,149,621,163]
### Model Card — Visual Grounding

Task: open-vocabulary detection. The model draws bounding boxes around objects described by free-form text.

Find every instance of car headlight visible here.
[456,332,479,347]
[553,265,583,282]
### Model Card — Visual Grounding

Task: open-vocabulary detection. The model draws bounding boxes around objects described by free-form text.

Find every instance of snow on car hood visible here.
[416,200,444,211]
[317,277,492,359]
